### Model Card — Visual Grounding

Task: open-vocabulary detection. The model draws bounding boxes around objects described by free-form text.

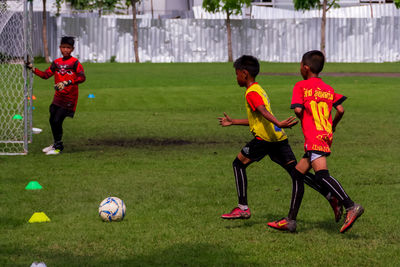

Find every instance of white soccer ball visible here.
[98,197,126,222]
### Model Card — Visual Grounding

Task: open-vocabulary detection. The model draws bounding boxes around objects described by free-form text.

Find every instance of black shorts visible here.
[240,138,296,166]
[50,104,75,118]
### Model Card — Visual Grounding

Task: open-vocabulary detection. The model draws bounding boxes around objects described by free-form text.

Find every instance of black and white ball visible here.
[98,197,126,222]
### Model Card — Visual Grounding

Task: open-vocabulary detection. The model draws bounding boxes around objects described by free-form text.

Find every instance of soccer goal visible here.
[0,0,33,155]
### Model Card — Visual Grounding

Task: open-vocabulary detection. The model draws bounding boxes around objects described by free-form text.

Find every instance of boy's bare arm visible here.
[332,104,345,132]
[256,105,298,128]
[218,112,249,126]
[294,107,303,119]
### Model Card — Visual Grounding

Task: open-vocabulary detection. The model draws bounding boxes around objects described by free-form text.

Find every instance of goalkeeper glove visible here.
[54,80,72,91]
[25,61,35,72]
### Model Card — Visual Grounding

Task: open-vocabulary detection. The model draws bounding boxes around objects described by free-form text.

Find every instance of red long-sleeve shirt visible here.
[34,56,85,111]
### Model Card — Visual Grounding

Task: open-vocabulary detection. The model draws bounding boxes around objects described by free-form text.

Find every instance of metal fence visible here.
[32,13,400,63]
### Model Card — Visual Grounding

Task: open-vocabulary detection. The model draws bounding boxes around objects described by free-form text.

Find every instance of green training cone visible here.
[13,114,23,120]
[25,181,43,190]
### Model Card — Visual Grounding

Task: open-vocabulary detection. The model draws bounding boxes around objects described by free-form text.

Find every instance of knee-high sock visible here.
[232,158,249,206]
[284,162,329,199]
[315,170,354,209]
[287,167,305,220]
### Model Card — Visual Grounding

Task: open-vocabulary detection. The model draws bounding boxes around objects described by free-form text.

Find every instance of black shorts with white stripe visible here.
[240,138,296,166]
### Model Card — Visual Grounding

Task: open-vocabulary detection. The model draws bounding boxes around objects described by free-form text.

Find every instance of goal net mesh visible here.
[0,0,33,155]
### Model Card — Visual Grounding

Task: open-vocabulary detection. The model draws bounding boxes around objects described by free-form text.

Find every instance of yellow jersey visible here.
[245,83,287,142]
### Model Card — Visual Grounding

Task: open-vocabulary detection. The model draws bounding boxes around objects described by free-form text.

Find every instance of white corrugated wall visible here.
[40,15,400,63]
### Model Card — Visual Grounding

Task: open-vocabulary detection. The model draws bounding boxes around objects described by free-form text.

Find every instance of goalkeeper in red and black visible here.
[26,36,86,155]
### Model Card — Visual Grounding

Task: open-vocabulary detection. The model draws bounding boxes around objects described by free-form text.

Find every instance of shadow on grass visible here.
[2,242,262,266]
[117,243,263,266]
[68,137,242,152]
[247,212,365,237]
[293,217,365,238]
[1,217,26,230]
[299,218,341,234]
[221,218,265,229]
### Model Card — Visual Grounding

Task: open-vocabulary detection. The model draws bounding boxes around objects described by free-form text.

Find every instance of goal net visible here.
[0,0,33,155]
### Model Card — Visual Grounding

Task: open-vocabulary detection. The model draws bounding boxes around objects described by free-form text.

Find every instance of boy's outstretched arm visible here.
[218,112,249,127]
[332,104,344,132]
[26,61,55,80]
[256,105,298,128]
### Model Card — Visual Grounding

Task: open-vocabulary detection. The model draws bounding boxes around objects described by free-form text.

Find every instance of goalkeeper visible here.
[26,36,85,155]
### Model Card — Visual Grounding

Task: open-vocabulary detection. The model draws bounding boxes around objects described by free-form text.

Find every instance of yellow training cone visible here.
[28,212,51,223]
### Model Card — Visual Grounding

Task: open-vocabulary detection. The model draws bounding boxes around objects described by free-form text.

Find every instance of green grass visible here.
[1,62,399,266]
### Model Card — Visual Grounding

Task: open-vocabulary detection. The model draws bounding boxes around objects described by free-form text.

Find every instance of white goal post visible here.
[0,0,33,155]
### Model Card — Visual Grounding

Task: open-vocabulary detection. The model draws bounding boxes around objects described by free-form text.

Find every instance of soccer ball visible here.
[98,197,126,222]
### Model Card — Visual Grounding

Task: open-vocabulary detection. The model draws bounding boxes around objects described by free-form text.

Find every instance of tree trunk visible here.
[98,1,102,17]
[320,0,327,55]
[42,0,50,63]
[370,0,374,18]
[226,12,233,62]
[151,0,154,19]
[131,0,139,63]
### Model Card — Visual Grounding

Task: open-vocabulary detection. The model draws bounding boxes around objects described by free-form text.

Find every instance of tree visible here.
[203,0,251,62]
[66,0,119,17]
[65,0,91,12]
[115,0,131,15]
[55,0,63,16]
[395,0,400,8]
[68,0,140,61]
[130,0,140,62]
[41,0,50,62]
[93,0,119,16]
[294,0,339,55]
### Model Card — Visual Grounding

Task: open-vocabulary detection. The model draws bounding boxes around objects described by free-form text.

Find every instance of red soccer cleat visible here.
[340,203,364,233]
[267,217,297,233]
[329,196,343,223]
[221,207,251,220]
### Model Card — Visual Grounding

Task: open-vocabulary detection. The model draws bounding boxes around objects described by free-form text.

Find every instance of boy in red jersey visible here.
[267,50,364,233]
[219,55,343,228]
[26,36,85,155]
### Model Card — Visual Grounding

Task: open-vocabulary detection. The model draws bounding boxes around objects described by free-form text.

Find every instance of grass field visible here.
[1,62,399,266]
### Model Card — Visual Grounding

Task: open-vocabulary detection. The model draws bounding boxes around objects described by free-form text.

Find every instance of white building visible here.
[15,0,398,17]
[252,0,395,9]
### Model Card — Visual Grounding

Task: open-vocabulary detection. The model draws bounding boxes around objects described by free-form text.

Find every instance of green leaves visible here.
[65,0,125,13]
[293,0,321,10]
[293,0,338,11]
[202,0,251,16]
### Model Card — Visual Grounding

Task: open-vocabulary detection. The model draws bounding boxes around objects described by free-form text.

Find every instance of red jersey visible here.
[34,56,85,111]
[291,77,346,153]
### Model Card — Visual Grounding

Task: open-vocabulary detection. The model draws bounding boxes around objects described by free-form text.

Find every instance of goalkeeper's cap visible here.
[60,36,75,47]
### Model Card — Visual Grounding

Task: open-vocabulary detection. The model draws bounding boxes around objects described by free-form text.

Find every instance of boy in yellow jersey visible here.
[219,55,342,229]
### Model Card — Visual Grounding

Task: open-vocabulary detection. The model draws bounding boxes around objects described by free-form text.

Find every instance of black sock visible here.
[315,170,354,209]
[287,168,304,220]
[232,157,249,206]
[284,162,329,199]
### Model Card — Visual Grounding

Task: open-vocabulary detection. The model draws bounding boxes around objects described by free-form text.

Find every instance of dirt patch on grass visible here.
[87,138,193,147]
[86,138,234,148]
[260,72,400,77]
